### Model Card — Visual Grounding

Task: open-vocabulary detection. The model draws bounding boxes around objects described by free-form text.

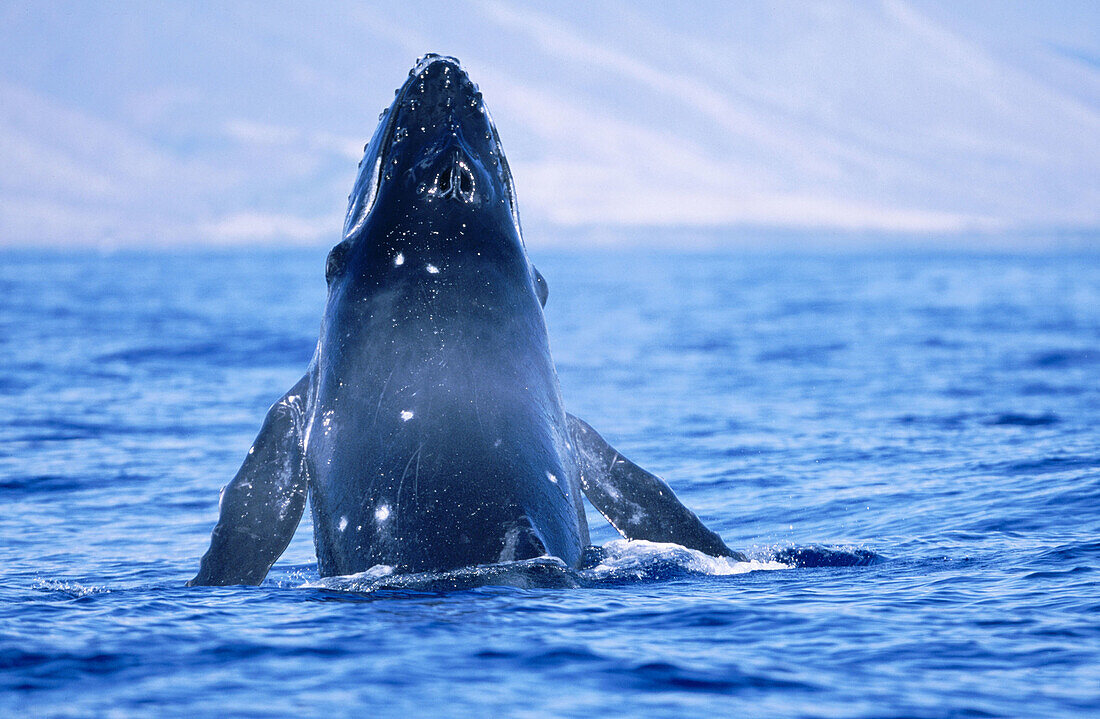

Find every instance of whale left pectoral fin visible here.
[188,375,311,586]
[567,414,745,561]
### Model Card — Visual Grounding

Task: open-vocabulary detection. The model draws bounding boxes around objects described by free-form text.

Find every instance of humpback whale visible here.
[189,55,740,586]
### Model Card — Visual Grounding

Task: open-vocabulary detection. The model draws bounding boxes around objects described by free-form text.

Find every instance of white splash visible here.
[33,579,109,597]
[338,516,348,532]
[425,264,440,274]
[302,564,395,590]
[546,471,558,484]
[375,504,391,522]
[590,539,790,577]
[394,252,405,266]
[400,410,414,421]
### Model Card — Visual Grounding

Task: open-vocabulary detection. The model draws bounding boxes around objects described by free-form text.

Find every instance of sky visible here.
[0,0,1097,249]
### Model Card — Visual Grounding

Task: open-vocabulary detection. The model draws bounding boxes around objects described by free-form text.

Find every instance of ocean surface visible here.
[1,248,1097,718]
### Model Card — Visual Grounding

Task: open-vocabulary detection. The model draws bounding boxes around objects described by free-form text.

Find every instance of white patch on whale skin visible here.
[425,264,440,274]
[546,471,558,484]
[497,525,522,562]
[400,410,414,421]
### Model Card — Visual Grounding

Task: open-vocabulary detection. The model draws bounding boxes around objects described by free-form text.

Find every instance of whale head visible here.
[328,54,530,289]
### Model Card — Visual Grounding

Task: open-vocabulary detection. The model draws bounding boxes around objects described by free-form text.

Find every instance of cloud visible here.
[224,119,362,161]
[478,66,978,232]
[517,160,975,232]
[0,1,1096,247]
[200,211,339,244]
[475,0,845,177]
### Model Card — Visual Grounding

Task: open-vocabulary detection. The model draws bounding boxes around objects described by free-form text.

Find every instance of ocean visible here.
[1,247,1097,717]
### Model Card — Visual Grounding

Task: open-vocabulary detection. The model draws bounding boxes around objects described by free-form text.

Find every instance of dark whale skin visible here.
[188,55,736,587]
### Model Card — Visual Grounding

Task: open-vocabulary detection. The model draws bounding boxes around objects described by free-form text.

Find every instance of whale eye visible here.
[326,242,350,284]
[532,265,549,307]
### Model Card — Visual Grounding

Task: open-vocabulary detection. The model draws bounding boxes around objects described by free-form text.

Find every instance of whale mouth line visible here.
[349,54,522,239]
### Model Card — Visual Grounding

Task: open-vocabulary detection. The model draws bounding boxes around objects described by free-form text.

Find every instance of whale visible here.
[189,54,741,586]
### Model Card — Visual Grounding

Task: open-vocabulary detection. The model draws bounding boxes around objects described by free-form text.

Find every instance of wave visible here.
[1025,348,1098,369]
[95,334,313,369]
[986,412,1060,427]
[300,539,799,594]
[304,556,580,593]
[31,579,110,597]
[581,539,788,582]
[758,543,881,567]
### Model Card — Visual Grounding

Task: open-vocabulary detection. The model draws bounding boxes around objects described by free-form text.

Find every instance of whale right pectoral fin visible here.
[188,375,311,586]
[567,414,745,561]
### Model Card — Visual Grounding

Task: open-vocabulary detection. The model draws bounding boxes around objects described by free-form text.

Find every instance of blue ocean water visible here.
[1,248,1098,718]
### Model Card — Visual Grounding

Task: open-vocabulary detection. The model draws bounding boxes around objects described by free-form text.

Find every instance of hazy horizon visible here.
[1,1,1097,249]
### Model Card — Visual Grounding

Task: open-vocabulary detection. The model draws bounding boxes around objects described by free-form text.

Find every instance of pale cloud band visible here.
[0,1,1096,248]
